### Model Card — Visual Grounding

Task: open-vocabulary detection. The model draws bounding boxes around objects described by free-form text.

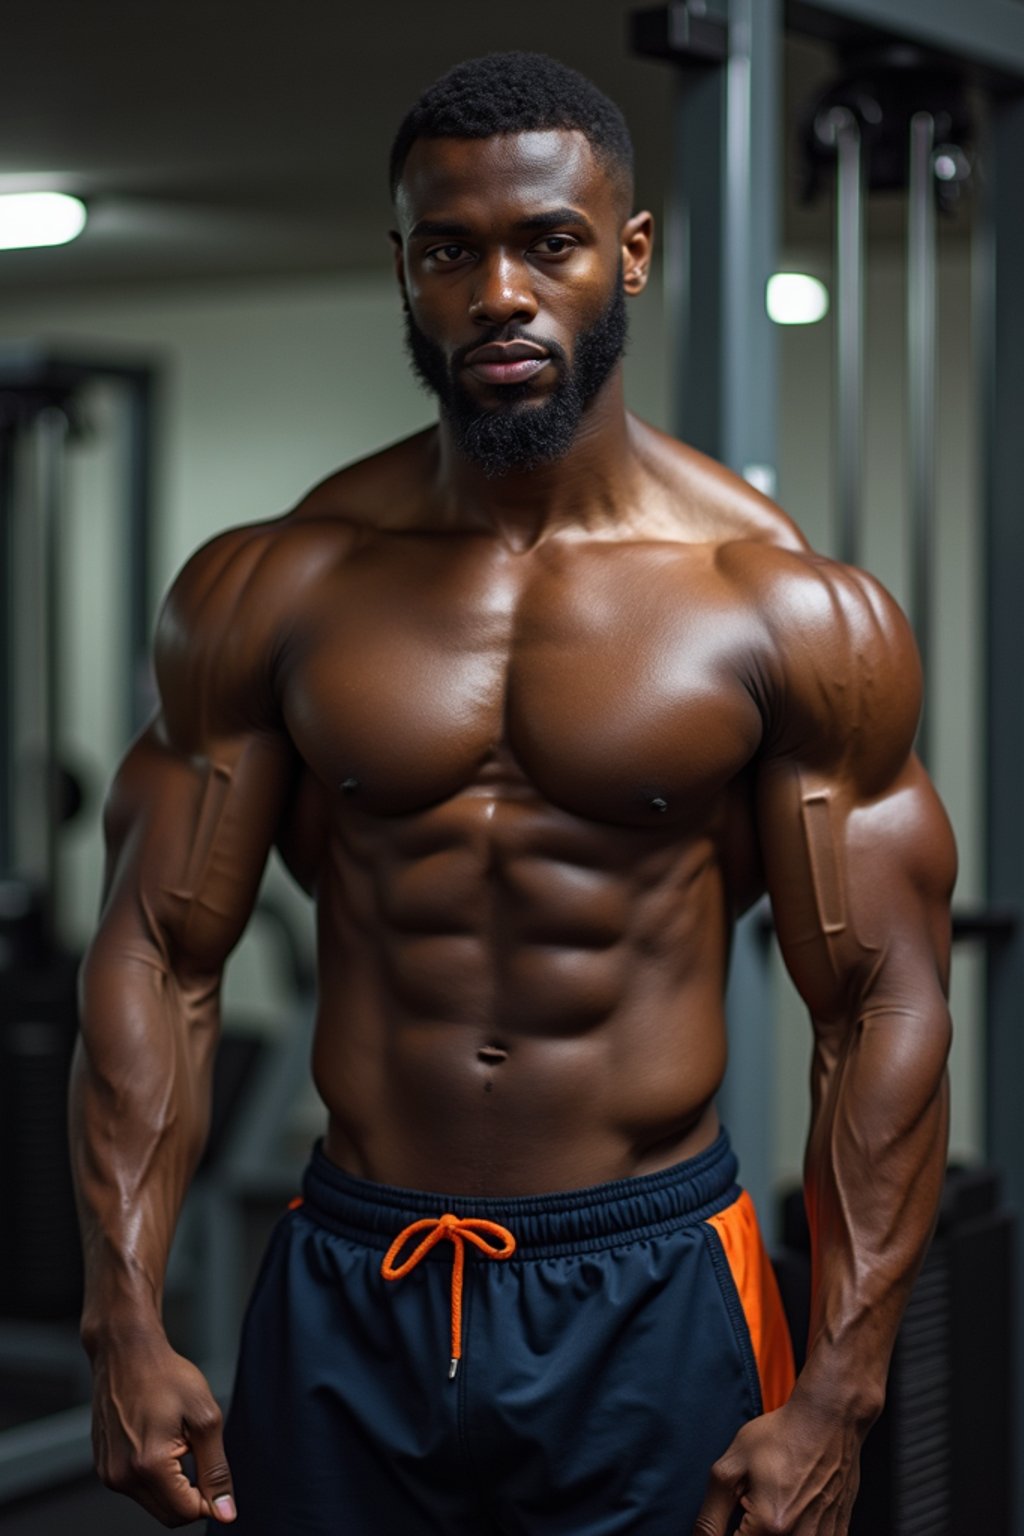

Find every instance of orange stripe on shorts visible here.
[706,1190,796,1413]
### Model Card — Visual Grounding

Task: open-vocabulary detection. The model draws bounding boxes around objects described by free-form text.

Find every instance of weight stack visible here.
[773,1166,1014,1534]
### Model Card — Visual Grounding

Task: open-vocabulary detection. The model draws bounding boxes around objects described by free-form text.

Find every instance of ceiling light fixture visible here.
[766,273,830,325]
[0,192,87,251]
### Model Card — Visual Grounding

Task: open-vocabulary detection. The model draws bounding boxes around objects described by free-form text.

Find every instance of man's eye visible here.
[431,245,467,263]
[536,237,575,255]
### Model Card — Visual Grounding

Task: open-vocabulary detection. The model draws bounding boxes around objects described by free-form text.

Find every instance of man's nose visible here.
[468,252,538,327]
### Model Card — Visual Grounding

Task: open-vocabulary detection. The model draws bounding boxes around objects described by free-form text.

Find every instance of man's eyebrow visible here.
[409,219,473,240]
[408,208,595,241]
[516,208,595,235]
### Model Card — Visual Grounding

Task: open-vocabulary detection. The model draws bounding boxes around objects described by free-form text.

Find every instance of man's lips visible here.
[463,340,551,386]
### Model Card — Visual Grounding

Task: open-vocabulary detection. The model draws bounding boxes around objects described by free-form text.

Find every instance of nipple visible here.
[341,776,360,795]
[649,796,668,814]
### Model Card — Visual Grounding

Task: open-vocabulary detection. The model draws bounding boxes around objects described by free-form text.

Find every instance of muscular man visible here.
[70,52,955,1536]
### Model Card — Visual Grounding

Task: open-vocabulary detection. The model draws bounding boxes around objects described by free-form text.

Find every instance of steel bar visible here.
[832,107,866,566]
[631,2,729,64]
[0,429,14,871]
[907,110,936,766]
[978,86,1024,1536]
[36,407,69,947]
[124,372,156,735]
[634,0,782,1225]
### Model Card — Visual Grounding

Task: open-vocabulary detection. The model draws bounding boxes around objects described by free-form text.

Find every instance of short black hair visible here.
[389,51,635,211]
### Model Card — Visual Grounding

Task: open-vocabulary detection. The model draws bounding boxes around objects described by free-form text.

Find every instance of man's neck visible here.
[432,372,641,552]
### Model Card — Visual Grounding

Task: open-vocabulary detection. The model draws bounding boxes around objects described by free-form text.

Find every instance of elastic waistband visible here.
[299,1130,739,1259]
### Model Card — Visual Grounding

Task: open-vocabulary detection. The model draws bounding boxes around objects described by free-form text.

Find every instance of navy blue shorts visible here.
[217,1130,794,1535]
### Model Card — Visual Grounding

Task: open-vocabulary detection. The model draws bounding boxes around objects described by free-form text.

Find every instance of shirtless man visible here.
[70,51,956,1536]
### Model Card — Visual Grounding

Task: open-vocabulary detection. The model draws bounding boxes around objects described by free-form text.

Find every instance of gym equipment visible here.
[801,48,975,760]
[0,349,158,1440]
[0,347,158,1333]
[635,4,1024,1528]
[775,1164,1014,1534]
[0,344,157,895]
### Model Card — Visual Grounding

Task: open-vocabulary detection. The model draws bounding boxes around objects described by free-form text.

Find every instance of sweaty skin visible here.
[70,129,955,1535]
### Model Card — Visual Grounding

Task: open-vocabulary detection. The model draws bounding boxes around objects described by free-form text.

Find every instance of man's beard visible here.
[403,277,628,478]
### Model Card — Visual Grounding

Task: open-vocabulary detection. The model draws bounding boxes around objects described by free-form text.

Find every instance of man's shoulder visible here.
[632,422,906,656]
[158,429,437,635]
[718,541,912,661]
[287,426,438,533]
[153,520,293,735]
[158,515,321,649]
[719,543,922,777]
[633,420,808,554]
[153,430,438,725]
[153,510,348,727]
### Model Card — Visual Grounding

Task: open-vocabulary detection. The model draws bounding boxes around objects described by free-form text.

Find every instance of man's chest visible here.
[277,535,768,826]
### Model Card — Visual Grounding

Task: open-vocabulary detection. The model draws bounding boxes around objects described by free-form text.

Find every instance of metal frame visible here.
[0,431,14,868]
[0,344,158,889]
[634,0,783,1226]
[0,347,158,1499]
[980,87,1024,1536]
[785,45,1024,1513]
[832,108,865,568]
[635,3,1024,1526]
[787,0,1024,83]
[906,107,938,765]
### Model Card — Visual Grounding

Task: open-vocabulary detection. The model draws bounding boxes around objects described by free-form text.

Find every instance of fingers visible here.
[97,1400,235,1526]
[692,1454,742,1535]
[105,1442,207,1527]
[187,1400,237,1524]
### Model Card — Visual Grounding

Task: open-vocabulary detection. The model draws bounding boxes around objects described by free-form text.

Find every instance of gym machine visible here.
[634,2,1024,1530]
[0,345,157,1436]
[798,47,974,764]
[0,345,320,1506]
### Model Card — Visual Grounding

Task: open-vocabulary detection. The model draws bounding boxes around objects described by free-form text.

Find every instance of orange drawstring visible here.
[381,1212,516,1380]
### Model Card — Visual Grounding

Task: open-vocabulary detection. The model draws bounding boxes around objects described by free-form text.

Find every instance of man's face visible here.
[391,130,650,476]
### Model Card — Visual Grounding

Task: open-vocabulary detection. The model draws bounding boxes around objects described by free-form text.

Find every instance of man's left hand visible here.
[692,1397,865,1535]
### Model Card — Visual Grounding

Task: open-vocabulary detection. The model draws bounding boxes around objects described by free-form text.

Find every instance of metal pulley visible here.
[797,47,976,766]
[801,46,975,210]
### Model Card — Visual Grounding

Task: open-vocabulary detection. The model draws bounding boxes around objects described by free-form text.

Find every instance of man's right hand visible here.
[90,1329,237,1527]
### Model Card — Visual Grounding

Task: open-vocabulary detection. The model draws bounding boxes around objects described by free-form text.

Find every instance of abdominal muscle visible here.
[310,787,735,1197]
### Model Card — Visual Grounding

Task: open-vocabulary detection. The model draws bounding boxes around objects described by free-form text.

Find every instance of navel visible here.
[477,1045,509,1066]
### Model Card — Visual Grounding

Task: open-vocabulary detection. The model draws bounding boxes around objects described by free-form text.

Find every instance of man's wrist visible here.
[80,1285,165,1358]
[81,1313,168,1359]
[790,1351,886,1433]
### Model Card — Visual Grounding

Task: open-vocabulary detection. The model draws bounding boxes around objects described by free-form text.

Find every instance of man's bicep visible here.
[95,716,297,982]
[757,751,956,1025]
[92,520,298,977]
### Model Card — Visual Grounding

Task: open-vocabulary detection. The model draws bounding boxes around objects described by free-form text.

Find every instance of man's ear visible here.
[389,230,408,305]
[620,211,654,295]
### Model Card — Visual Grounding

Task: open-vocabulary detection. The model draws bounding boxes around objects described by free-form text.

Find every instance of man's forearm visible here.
[795,998,952,1425]
[71,940,220,1347]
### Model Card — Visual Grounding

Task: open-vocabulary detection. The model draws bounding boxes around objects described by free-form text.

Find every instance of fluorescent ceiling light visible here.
[0,192,87,251]
[767,273,830,326]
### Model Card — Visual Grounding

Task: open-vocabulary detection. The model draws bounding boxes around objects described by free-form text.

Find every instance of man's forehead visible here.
[394,130,616,228]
